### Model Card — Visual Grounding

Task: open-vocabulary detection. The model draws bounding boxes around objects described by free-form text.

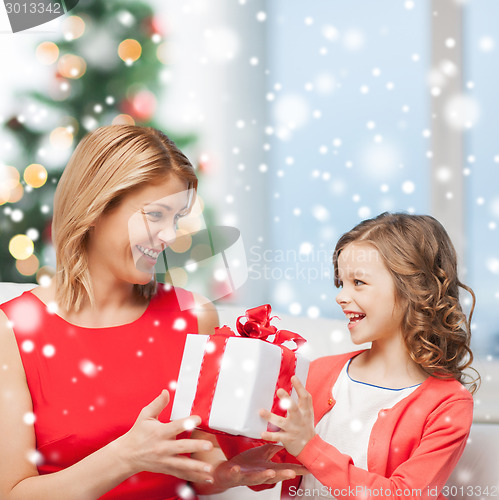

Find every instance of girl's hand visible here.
[212,443,308,490]
[117,390,215,483]
[260,376,316,457]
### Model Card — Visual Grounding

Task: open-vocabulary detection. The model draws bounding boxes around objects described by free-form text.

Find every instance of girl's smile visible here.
[343,310,367,330]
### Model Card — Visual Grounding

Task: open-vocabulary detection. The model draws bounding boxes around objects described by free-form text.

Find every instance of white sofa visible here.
[1,284,497,500]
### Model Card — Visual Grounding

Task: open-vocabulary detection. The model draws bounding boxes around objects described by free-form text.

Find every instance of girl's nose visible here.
[335,287,350,306]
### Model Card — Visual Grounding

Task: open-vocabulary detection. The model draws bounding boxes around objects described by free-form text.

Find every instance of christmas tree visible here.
[0,0,197,283]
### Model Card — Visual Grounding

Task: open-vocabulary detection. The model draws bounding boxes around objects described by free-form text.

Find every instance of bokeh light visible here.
[1,165,20,190]
[50,127,74,149]
[36,266,55,286]
[190,244,212,262]
[169,230,192,253]
[9,235,34,261]
[0,166,23,204]
[57,54,87,79]
[129,90,156,121]
[118,39,142,63]
[156,42,169,64]
[16,254,40,276]
[24,164,48,188]
[167,267,188,287]
[177,214,203,233]
[7,183,24,204]
[36,42,59,65]
[112,114,135,125]
[62,15,86,41]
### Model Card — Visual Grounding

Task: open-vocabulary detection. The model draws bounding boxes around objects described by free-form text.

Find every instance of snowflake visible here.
[26,449,44,466]
[312,205,329,222]
[402,181,416,194]
[350,419,363,432]
[358,206,372,219]
[343,29,365,51]
[330,329,345,343]
[79,359,98,377]
[173,318,187,330]
[256,11,267,22]
[322,25,339,42]
[205,341,216,354]
[23,412,36,425]
[307,306,320,319]
[299,242,313,256]
[177,484,196,500]
[22,340,35,353]
[42,345,56,358]
[479,36,495,53]
[279,397,292,410]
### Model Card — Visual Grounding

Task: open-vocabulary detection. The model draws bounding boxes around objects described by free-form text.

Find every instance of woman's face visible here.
[88,174,191,286]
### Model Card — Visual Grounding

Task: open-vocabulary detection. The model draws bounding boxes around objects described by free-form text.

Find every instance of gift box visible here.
[170,305,310,440]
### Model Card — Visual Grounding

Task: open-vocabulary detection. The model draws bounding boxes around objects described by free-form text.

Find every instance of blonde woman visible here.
[0,126,298,499]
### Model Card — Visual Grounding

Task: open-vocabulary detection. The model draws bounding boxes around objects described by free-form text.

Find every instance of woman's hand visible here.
[211,443,308,491]
[117,390,215,483]
[260,376,316,457]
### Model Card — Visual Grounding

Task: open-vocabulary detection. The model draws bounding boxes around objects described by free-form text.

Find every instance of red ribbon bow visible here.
[232,304,306,351]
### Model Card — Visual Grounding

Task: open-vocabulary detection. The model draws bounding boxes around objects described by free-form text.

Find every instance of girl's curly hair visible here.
[333,212,480,394]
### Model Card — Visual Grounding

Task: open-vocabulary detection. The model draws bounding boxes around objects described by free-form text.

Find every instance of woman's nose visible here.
[157,224,177,247]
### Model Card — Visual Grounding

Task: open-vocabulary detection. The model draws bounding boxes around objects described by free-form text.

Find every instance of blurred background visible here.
[0,0,498,367]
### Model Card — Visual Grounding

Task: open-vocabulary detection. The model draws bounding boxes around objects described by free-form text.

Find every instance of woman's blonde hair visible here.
[333,212,480,394]
[52,125,197,312]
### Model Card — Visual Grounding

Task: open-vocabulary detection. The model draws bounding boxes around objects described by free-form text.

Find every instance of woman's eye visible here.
[354,279,365,286]
[144,211,163,221]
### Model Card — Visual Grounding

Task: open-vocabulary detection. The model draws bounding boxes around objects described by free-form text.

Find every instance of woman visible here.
[0,126,298,499]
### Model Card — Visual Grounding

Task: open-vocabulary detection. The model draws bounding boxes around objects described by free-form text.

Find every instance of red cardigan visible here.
[219,350,473,500]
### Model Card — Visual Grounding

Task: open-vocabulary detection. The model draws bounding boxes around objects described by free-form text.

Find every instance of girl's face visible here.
[335,242,404,345]
[88,174,190,286]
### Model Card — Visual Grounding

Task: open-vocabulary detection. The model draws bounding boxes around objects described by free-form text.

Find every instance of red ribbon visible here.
[236,304,306,351]
[189,305,306,436]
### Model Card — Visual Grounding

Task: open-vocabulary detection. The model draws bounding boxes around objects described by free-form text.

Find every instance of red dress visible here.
[0,285,199,500]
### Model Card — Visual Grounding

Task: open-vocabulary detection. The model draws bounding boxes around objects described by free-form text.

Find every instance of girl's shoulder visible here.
[420,375,474,405]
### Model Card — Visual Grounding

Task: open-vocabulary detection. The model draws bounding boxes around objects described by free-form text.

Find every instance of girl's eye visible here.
[337,281,344,289]
[354,279,365,286]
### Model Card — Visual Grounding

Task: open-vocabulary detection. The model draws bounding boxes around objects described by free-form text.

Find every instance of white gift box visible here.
[171,334,310,440]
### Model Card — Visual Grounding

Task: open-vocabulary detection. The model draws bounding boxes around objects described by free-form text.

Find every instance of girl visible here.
[0,125,297,499]
[260,212,479,499]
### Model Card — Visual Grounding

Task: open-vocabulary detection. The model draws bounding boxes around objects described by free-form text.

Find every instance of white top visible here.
[300,359,420,497]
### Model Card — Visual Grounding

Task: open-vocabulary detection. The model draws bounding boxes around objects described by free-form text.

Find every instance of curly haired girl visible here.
[260,212,479,500]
